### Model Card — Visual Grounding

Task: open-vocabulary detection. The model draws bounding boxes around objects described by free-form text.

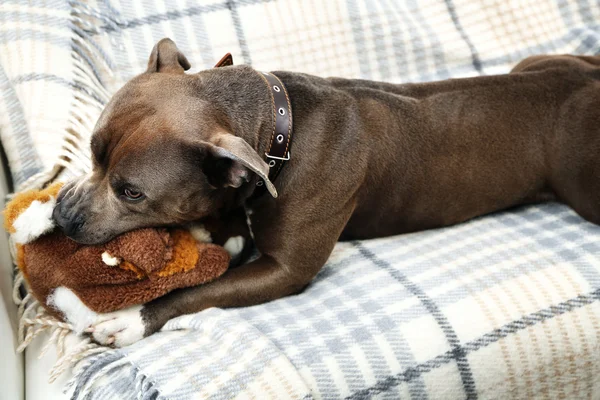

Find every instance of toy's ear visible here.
[3,183,63,244]
[103,229,171,274]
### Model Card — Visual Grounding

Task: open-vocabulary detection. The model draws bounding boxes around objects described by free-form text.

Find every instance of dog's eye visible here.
[123,188,145,201]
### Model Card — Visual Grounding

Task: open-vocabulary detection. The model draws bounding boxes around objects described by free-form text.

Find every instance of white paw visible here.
[223,235,245,259]
[87,305,145,347]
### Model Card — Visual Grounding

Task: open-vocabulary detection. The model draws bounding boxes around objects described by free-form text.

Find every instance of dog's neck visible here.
[196,66,276,156]
[195,66,283,208]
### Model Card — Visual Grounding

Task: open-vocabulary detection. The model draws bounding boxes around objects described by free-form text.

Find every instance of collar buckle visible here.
[265,152,291,161]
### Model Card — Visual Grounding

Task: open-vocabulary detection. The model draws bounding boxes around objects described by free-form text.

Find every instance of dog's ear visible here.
[147,38,191,73]
[199,134,277,198]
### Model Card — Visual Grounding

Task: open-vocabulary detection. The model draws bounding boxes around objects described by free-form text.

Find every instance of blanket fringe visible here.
[135,371,161,400]
[67,351,131,400]
[66,349,161,400]
[62,340,161,400]
[16,0,118,192]
[13,270,109,384]
[11,0,120,386]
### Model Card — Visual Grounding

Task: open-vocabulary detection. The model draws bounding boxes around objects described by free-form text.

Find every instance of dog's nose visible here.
[53,203,83,237]
[52,203,64,227]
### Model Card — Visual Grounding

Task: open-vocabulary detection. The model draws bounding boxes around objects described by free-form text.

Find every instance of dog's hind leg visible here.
[549,82,600,225]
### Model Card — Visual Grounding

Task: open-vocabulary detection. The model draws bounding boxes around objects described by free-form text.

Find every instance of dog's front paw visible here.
[86,305,146,347]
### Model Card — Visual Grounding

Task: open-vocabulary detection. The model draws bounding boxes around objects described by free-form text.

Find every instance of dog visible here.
[52,38,600,346]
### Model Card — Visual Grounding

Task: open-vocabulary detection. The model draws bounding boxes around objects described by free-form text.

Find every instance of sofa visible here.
[1,1,600,399]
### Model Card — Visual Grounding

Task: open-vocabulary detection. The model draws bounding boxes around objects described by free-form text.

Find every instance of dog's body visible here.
[53,39,600,346]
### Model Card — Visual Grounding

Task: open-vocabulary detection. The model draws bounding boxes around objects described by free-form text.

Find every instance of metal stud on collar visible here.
[252,70,293,198]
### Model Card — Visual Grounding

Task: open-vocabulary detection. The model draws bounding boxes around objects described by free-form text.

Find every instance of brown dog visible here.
[52,38,600,346]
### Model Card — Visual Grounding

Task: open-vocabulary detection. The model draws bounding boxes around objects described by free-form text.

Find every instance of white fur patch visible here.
[12,198,56,244]
[48,287,98,334]
[189,223,212,243]
[101,252,120,266]
[90,305,145,347]
[224,235,245,259]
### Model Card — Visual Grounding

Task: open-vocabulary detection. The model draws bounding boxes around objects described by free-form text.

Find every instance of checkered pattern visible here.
[0,0,109,190]
[2,0,600,399]
[72,204,600,399]
[91,0,600,90]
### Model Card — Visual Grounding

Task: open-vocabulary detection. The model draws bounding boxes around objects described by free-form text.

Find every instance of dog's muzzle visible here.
[53,202,85,237]
[52,178,91,239]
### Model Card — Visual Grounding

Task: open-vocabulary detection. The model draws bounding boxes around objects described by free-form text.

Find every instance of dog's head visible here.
[53,39,275,244]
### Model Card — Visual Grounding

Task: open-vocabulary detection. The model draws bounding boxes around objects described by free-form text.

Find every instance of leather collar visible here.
[214,54,293,197]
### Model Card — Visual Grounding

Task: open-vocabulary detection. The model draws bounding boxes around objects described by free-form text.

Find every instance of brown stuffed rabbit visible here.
[4,183,231,318]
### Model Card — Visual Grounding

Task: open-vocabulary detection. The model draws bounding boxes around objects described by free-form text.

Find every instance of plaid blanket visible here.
[2,0,600,399]
[71,204,600,399]
[0,0,110,190]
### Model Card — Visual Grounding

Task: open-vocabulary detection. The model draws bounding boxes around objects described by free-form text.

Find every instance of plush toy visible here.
[3,183,232,319]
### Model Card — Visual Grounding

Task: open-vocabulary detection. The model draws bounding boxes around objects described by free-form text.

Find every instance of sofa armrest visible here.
[0,147,24,400]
